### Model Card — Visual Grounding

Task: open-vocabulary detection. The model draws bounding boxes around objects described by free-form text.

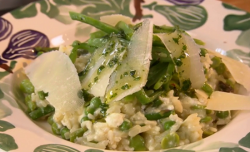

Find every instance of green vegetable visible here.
[153,25,175,34]
[216,111,229,119]
[52,122,60,135]
[154,63,175,90]
[115,21,134,40]
[181,79,191,92]
[152,46,172,62]
[134,89,162,105]
[200,116,212,123]
[69,12,119,34]
[211,56,222,68]
[163,120,176,130]
[47,115,54,125]
[200,48,207,57]
[190,104,206,110]
[119,120,132,131]
[70,127,87,142]
[25,95,32,104]
[27,101,37,112]
[69,47,78,63]
[145,111,173,120]
[20,79,34,94]
[147,62,169,88]
[152,99,163,108]
[81,116,90,123]
[194,38,205,45]
[129,135,147,151]
[203,130,215,138]
[85,97,102,115]
[201,82,213,96]
[37,91,48,100]
[60,127,70,139]
[161,132,180,149]
[29,105,55,120]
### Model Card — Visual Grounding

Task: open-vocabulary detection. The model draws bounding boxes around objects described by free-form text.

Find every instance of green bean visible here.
[70,127,87,142]
[115,21,134,40]
[122,94,135,103]
[134,89,162,105]
[145,110,173,120]
[34,46,59,53]
[29,105,55,120]
[153,25,175,34]
[85,97,102,115]
[199,48,207,57]
[38,91,48,100]
[200,116,212,123]
[152,47,172,62]
[201,82,213,96]
[147,62,169,87]
[194,38,205,46]
[90,31,107,39]
[72,40,81,47]
[190,104,206,110]
[77,43,97,53]
[129,135,147,151]
[154,63,175,90]
[27,101,37,112]
[20,79,34,94]
[152,99,163,108]
[47,115,54,125]
[152,35,165,47]
[163,120,176,130]
[206,109,213,115]
[60,127,70,139]
[52,122,60,135]
[69,12,119,34]
[216,111,229,119]
[119,120,132,131]
[69,47,78,63]
[161,132,180,149]
[87,38,108,47]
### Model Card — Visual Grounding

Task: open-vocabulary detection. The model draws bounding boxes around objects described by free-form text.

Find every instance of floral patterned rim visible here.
[0,0,250,151]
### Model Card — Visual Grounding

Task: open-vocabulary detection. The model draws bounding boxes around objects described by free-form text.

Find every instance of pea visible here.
[200,116,212,123]
[206,109,213,115]
[201,83,213,96]
[51,122,60,135]
[25,95,32,104]
[203,130,214,138]
[119,120,132,131]
[163,120,176,130]
[70,127,87,142]
[211,56,222,68]
[216,111,229,119]
[85,97,102,115]
[27,101,37,112]
[38,91,48,100]
[129,135,147,151]
[47,115,54,125]
[190,104,206,110]
[20,79,34,94]
[161,132,179,149]
[60,127,70,139]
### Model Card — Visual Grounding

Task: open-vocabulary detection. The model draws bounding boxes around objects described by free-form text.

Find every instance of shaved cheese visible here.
[155,31,205,89]
[100,14,132,26]
[206,91,250,111]
[25,51,84,112]
[59,45,73,56]
[208,50,250,92]
[105,19,153,102]
[81,36,127,97]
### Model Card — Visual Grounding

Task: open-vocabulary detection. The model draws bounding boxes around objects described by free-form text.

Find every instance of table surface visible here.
[0,0,249,16]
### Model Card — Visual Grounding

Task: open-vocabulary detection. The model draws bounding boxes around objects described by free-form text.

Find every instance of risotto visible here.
[19,12,250,151]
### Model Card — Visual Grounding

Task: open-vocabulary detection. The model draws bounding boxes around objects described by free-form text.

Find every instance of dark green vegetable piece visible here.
[190,104,206,110]
[211,56,222,68]
[152,99,163,108]
[203,130,214,138]
[70,127,87,142]
[163,120,176,130]
[37,91,48,100]
[52,122,60,135]
[20,79,34,94]
[69,12,119,34]
[147,62,169,87]
[82,89,94,101]
[153,25,175,33]
[134,89,162,105]
[119,120,132,131]
[60,127,70,139]
[29,105,55,120]
[145,110,173,120]
[216,111,229,119]
[161,132,180,149]
[200,116,212,123]
[152,35,165,47]
[34,46,58,53]
[81,116,90,123]
[115,21,134,40]
[129,135,147,151]
[201,82,213,96]
[181,79,191,92]
[200,48,207,57]
[27,101,37,112]
[69,47,78,63]
[25,95,32,104]
[85,97,102,115]
[87,37,108,47]
[154,63,175,90]
[152,46,172,62]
